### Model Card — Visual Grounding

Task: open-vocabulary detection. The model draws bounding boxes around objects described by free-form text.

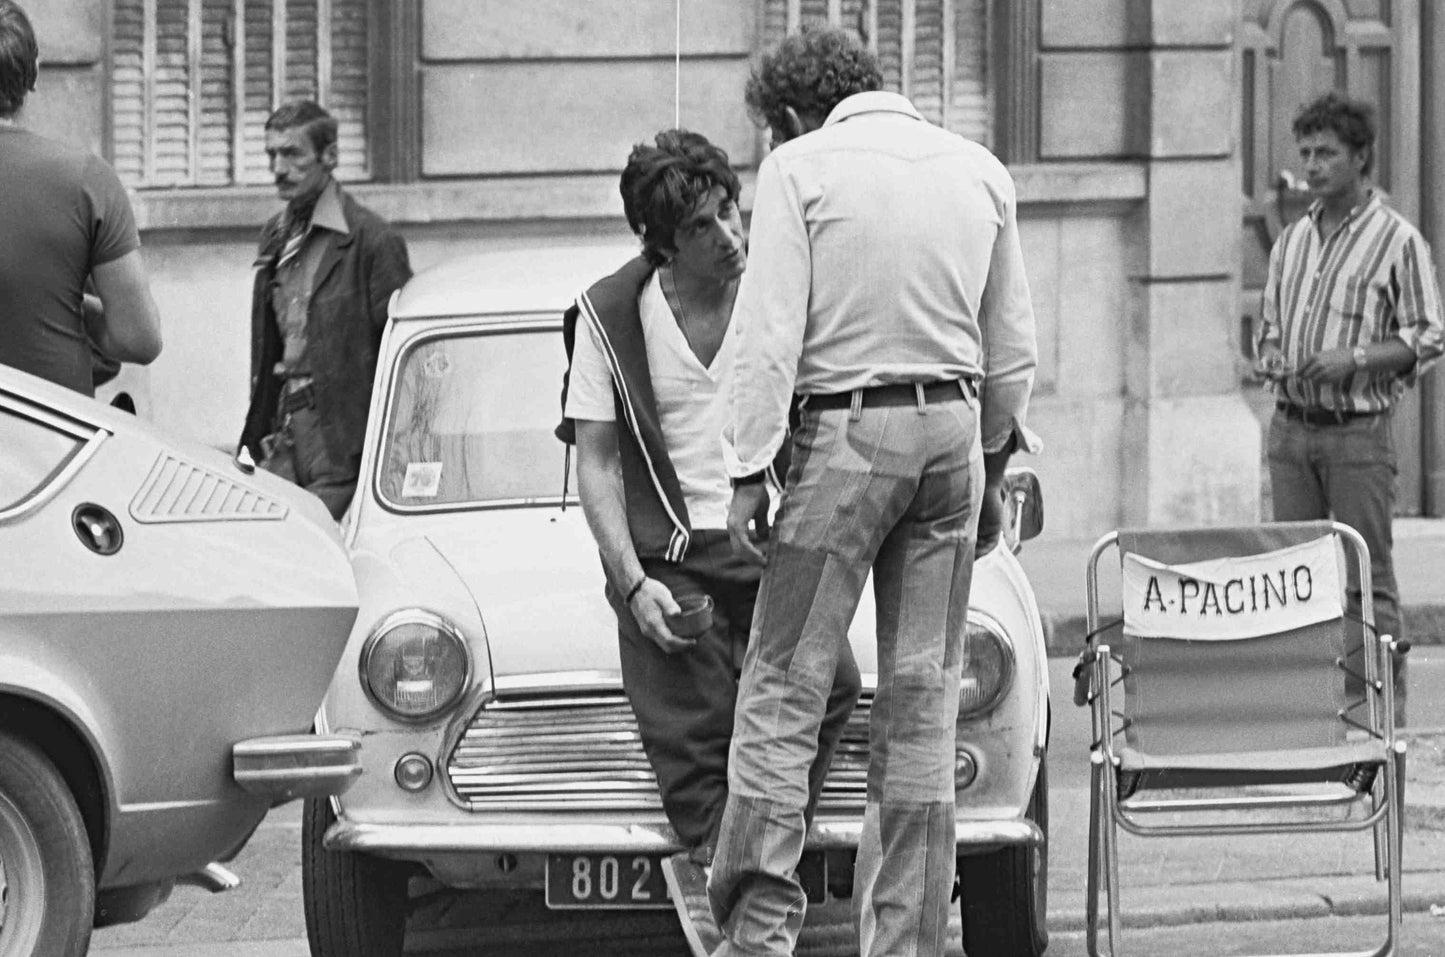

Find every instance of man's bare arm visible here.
[89,250,162,365]
[574,420,689,652]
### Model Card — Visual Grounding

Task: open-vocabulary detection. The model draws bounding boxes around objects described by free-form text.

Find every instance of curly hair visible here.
[744,26,883,136]
[1292,91,1376,175]
[0,0,38,118]
[618,129,741,267]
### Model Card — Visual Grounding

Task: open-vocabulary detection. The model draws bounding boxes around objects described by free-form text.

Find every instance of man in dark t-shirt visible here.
[0,0,161,396]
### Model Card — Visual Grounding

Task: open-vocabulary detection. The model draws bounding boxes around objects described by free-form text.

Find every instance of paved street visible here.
[90,649,1445,956]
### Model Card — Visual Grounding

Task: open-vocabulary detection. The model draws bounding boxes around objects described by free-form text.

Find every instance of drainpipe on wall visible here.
[1423,3,1445,516]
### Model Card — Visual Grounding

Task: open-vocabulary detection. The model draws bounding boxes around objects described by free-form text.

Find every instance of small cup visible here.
[667,594,714,639]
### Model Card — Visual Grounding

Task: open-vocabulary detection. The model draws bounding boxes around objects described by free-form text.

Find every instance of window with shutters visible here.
[760,0,991,146]
[111,0,372,189]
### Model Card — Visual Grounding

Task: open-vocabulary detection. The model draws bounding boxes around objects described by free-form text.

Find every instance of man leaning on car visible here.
[0,0,162,396]
[239,99,411,521]
[556,129,861,957]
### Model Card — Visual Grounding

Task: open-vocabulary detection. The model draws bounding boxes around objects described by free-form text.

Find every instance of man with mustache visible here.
[239,99,411,519]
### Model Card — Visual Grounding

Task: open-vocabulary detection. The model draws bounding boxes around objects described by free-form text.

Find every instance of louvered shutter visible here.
[760,0,990,146]
[110,0,370,189]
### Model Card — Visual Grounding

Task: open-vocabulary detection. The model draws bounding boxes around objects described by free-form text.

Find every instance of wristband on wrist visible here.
[624,576,647,606]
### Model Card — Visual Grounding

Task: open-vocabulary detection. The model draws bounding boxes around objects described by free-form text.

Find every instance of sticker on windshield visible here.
[402,462,443,498]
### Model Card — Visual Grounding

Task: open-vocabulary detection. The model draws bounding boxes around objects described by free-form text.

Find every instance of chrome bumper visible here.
[233,734,362,802]
[325,817,1042,856]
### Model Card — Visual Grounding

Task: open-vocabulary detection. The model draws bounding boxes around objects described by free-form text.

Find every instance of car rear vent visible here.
[446,689,871,812]
[130,453,289,523]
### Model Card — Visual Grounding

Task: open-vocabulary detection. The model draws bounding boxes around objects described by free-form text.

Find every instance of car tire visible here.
[0,731,94,957]
[302,796,409,957]
[957,750,1048,957]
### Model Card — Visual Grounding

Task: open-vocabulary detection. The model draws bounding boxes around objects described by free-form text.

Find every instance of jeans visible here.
[1267,408,1407,718]
[607,529,862,853]
[709,390,983,957]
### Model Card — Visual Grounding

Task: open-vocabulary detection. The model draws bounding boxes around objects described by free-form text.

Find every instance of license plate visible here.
[544,853,672,909]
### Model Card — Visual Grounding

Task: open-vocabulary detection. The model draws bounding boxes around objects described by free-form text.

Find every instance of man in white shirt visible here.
[558,129,861,957]
[708,28,1039,957]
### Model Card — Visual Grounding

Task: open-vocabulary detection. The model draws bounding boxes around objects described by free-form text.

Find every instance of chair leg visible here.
[1385,744,1406,955]
[1101,762,1124,956]
[1086,758,1104,957]
[1372,766,1387,882]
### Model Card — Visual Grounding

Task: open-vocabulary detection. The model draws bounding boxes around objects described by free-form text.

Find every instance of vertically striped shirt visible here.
[1259,191,1444,413]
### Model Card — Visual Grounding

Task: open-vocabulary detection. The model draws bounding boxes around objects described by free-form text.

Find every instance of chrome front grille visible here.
[447,690,871,812]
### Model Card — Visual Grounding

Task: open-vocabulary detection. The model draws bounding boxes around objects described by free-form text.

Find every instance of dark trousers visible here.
[1267,409,1407,721]
[260,405,359,521]
[607,529,862,853]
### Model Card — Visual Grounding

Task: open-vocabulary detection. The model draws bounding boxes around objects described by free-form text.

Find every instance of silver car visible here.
[0,368,360,957]
[300,244,1050,956]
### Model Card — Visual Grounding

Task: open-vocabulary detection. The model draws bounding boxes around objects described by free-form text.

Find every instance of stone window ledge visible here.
[132,162,1147,233]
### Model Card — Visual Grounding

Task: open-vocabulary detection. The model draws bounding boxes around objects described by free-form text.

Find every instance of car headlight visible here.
[360,610,472,722]
[957,616,1014,718]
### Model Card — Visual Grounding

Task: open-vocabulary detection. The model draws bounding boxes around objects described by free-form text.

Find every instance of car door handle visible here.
[72,504,124,556]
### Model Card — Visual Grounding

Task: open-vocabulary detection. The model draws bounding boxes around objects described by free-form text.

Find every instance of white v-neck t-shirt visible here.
[565,272,737,530]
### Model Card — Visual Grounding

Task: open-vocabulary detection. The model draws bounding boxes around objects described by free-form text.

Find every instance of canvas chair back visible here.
[1115,521,1351,760]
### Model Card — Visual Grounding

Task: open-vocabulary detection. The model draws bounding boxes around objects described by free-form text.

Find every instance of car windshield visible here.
[377,323,575,509]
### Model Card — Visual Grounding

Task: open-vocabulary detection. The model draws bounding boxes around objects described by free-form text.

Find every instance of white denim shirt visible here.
[724,91,1038,476]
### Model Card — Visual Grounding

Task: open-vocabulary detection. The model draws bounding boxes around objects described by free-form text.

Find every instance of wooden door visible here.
[1239,0,1423,514]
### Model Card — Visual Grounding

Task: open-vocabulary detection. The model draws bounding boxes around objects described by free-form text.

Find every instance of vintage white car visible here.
[0,367,360,957]
[299,244,1050,957]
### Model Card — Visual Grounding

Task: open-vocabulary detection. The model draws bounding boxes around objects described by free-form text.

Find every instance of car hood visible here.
[416,507,620,679]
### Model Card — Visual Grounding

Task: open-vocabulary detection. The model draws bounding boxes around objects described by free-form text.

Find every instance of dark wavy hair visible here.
[1292,91,1376,175]
[0,0,38,118]
[744,26,883,136]
[265,99,338,158]
[619,129,741,267]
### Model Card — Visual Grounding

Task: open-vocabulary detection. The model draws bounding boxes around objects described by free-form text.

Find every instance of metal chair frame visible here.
[1083,521,1407,957]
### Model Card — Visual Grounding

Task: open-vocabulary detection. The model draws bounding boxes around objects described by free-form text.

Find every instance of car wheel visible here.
[0,732,94,957]
[302,796,409,957]
[957,750,1048,957]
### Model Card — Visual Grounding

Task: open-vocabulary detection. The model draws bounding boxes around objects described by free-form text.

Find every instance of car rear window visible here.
[377,325,576,510]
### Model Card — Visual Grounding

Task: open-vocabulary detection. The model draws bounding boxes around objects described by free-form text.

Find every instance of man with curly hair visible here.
[557,129,861,956]
[1257,91,1443,723]
[708,27,1038,956]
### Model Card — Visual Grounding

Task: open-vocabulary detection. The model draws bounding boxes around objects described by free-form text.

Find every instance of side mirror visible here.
[1003,467,1043,552]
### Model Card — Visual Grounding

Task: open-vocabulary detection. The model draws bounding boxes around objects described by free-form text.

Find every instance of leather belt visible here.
[280,382,317,414]
[802,380,973,412]
[1276,401,1379,426]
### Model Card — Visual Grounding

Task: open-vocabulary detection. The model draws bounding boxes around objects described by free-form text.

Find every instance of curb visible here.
[1048,872,1445,932]
[1040,604,1445,658]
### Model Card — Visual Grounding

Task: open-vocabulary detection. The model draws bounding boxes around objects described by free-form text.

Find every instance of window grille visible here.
[111,0,370,188]
[760,0,990,146]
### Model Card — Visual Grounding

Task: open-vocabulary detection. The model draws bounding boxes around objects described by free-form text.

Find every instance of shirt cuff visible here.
[982,421,1042,456]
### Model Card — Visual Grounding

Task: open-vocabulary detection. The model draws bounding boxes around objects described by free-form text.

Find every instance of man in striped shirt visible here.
[1258,91,1444,718]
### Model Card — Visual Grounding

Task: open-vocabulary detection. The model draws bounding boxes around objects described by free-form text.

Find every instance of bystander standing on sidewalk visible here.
[238,100,411,521]
[1257,91,1445,722]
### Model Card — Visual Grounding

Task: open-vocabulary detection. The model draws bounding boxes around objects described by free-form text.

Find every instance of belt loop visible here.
[849,389,863,421]
[914,382,926,413]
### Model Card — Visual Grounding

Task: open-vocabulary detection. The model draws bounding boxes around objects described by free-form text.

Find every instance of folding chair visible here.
[1079,521,1407,957]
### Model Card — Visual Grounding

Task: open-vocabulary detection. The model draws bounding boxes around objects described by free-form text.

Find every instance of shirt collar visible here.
[823,91,924,128]
[307,180,349,236]
[1305,187,1381,233]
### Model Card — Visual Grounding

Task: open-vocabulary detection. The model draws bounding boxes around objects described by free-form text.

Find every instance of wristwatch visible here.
[1352,345,1368,371]
[731,470,767,489]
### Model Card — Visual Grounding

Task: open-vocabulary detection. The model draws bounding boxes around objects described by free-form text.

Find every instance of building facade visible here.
[22,0,1444,538]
